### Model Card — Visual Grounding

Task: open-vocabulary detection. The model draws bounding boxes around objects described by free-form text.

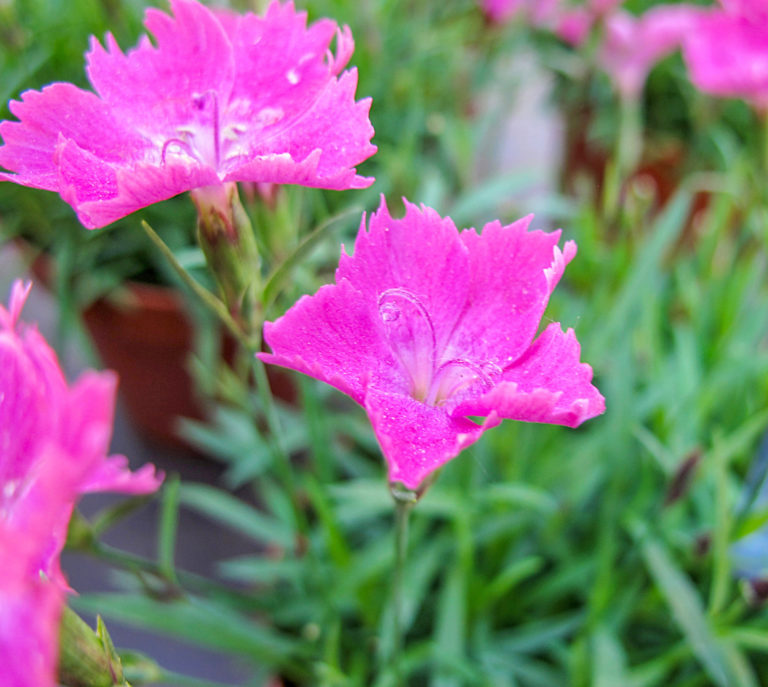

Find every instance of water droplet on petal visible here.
[286,69,300,85]
[431,358,501,406]
[380,302,400,323]
[3,479,19,501]
[378,288,437,401]
[257,107,284,127]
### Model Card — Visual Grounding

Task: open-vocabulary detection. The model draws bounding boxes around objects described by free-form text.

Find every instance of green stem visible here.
[389,485,416,685]
[602,93,642,226]
[142,217,308,549]
[252,350,310,551]
[84,542,229,600]
[140,220,255,351]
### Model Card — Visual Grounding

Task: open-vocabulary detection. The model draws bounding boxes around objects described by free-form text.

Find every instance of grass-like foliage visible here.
[2,0,768,686]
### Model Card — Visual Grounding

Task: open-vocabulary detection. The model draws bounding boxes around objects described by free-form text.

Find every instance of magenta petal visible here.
[601,6,705,99]
[336,198,470,351]
[450,217,574,367]
[259,280,401,404]
[365,388,497,490]
[0,303,67,484]
[86,0,235,119]
[58,145,219,229]
[451,323,605,427]
[82,456,164,495]
[683,6,768,109]
[0,84,147,191]
[0,528,62,687]
[226,68,376,189]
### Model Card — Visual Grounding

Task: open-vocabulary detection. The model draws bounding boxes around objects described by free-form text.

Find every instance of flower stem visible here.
[251,350,310,553]
[602,92,641,226]
[388,484,417,684]
[140,220,256,351]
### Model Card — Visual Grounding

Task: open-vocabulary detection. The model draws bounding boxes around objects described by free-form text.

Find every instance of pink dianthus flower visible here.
[0,0,376,229]
[481,0,623,46]
[0,281,163,687]
[260,199,605,489]
[481,0,529,22]
[601,5,704,99]
[683,0,768,109]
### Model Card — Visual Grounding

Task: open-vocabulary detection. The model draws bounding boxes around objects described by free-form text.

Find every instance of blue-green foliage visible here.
[3,0,768,684]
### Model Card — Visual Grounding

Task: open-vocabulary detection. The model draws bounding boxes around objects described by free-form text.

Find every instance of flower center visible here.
[377,288,500,405]
[159,91,263,173]
[160,90,221,169]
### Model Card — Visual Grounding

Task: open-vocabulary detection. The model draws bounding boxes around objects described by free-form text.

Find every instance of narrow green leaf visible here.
[630,520,735,687]
[158,475,181,584]
[262,205,361,309]
[592,627,631,687]
[481,483,559,514]
[430,562,467,687]
[479,556,545,610]
[495,612,583,654]
[178,483,294,549]
[73,593,305,673]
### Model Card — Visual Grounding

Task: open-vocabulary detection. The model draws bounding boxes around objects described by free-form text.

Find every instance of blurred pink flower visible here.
[601,5,704,99]
[683,0,768,109]
[0,0,376,229]
[481,0,624,46]
[588,0,623,16]
[0,281,162,687]
[481,0,529,22]
[260,199,605,489]
[555,8,593,46]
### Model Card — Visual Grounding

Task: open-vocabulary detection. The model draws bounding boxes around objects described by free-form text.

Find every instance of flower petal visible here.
[0,84,148,191]
[260,279,402,404]
[226,69,375,189]
[0,526,63,687]
[683,9,768,108]
[364,387,498,489]
[336,198,470,352]
[86,0,235,123]
[448,218,575,368]
[56,140,219,229]
[0,311,67,485]
[451,323,605,427]
[58,371,163,494]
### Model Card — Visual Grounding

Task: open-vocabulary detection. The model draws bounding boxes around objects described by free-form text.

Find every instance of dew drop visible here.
[286,68,300,85]
[380,302,400,323]
[3,480,18,500]
[258,107,284,127]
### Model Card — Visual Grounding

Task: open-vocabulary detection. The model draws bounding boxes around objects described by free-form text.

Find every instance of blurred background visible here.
[3,0,768,685]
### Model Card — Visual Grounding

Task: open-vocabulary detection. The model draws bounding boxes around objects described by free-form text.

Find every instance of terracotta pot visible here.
[81,282,205,447]
[83,283,297,448]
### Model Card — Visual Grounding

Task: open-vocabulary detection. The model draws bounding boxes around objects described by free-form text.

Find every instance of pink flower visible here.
[601,5,704,99]
[0,0,376,229]
[683,0,768,109]
[481,0,529,22]
[555,8,593,46]
[259,200,605,489]
[0,281,163,687]
[481,0,623,44]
